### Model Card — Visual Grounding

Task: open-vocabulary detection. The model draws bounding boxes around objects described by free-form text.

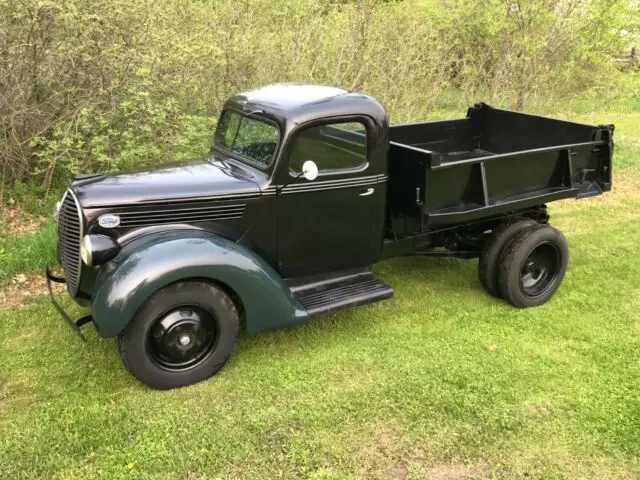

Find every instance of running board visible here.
[289,269,393,317]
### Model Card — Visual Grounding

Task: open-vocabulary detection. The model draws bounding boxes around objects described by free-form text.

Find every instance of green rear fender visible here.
[91,231,309,337]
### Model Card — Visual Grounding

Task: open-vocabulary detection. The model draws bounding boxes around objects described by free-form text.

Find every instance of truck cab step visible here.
[289,268,393,317]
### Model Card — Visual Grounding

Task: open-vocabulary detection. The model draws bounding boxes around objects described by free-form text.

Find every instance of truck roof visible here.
[225,83,387,126]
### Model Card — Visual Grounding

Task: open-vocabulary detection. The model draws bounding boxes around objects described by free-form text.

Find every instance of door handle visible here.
[358,187,375,197]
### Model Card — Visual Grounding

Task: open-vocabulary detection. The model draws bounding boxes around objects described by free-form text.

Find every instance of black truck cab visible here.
[49,83,614,389]
[219,84,390,277]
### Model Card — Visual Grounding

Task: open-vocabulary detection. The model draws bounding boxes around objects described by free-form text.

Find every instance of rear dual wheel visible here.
[478,218,537,297]
[478,221,568,307]
[498,224,568,307]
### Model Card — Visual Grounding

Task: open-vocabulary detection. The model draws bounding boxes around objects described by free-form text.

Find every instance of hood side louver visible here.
[115,202,247,228]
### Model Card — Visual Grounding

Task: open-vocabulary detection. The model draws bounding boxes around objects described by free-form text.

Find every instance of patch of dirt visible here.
[589,174,640,201]
[426,462,492,480]
[357,429,493,480]
[611,175,640,195]
[0,271,65,310]
[0,382,8,415]
[357,430,418,479]
[0,379,36,415]
[220,456,261,480]
[0,204,48,236]
[524,401,552,415]
[554,174,640,212]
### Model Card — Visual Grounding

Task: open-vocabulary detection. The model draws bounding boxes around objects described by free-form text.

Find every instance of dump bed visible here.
[387,104,613,231]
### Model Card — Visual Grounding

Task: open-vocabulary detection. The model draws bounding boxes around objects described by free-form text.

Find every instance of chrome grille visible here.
[57,190,83,296]
[116,203,246,228]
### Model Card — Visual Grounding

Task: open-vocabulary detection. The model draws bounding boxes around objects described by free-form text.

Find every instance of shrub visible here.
[0,0,636,200]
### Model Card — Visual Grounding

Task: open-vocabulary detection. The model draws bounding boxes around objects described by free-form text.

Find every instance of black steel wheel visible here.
[519,243,561,297]
[478,218,537,297]
[147,306,218,371]
[498,224,569,308]
[119,281,239,389]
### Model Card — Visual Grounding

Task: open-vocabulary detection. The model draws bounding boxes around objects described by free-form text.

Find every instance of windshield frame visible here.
[212,109,282,171]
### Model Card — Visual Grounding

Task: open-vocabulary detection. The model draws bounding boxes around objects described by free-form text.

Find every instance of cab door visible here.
[276,117,386,278]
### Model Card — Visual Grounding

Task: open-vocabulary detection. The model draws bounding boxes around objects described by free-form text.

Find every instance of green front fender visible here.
[91,231,309,337]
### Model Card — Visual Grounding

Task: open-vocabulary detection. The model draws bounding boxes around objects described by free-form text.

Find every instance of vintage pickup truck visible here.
[48,84,613,389]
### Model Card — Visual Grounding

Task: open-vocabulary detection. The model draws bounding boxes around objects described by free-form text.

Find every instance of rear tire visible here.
[118,281,239,389]
[478,218,537,297]
[498,224,569,308]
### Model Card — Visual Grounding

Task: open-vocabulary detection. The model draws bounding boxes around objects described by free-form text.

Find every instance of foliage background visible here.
[1,3,640,478]
[1,0,638,202]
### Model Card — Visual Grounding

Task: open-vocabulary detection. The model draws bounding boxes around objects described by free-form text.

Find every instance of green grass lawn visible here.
[1,113,639,479]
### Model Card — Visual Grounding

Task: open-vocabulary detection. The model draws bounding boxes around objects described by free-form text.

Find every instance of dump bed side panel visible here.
[386,105,613,235]
[471,106,597,153]
[424,130,613,227]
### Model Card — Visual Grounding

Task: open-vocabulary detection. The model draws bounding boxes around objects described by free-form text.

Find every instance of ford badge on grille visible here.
[98,214,121,228]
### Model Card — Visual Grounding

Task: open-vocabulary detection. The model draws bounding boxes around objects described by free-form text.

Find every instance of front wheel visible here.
[498,224,569,308]
[118,281,240,389]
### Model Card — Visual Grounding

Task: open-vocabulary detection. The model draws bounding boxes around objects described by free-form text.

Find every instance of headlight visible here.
[80,234,120,267]
[80,235,93,266]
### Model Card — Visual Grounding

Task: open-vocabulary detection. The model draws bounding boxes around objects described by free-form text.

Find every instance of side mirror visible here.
[277,160,319,194]
[302,160,318,181]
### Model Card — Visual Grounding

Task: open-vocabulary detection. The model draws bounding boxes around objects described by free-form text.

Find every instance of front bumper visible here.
[45,266,92,341]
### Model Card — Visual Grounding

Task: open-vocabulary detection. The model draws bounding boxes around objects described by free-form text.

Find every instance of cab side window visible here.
[289,121,367,174]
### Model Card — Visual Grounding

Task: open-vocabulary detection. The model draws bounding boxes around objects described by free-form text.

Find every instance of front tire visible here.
[118,281,239,389]
[498,224,569,308]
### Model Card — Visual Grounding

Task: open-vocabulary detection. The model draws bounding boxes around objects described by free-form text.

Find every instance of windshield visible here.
[213,110,280,169]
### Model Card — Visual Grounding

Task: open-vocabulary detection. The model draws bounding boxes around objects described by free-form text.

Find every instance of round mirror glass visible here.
[302,160,318,181]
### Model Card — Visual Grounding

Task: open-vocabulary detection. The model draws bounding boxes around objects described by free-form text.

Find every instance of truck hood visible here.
[72,157,262,208]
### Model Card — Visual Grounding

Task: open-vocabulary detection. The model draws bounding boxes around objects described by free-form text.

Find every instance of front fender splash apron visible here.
[91,231,308,337]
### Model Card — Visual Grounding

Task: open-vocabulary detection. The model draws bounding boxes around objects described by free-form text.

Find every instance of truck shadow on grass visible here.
[230,256,484,359]
[55,256,484,393]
